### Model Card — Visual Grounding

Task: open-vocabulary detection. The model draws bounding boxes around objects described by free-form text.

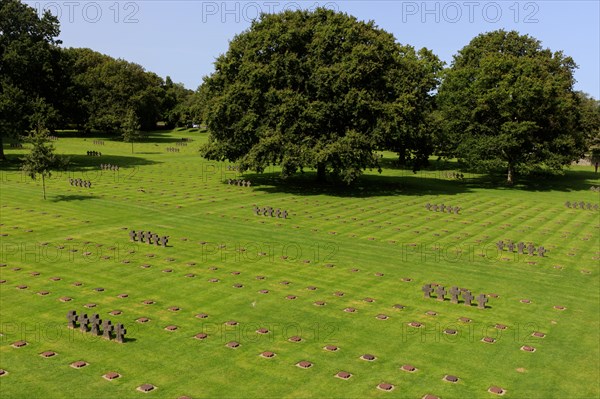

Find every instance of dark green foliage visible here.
[200,8,441,184]
[576,91,600,155]
[61,47,164,133]
[437,30,586,184]
[0,0,61,159]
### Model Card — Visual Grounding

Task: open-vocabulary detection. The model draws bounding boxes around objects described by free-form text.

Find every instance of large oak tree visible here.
[0,0,61,159]
[200,8,441,183]
[437,30,585,184]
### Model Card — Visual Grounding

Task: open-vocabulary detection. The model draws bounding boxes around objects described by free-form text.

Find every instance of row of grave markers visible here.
[100,163,120,171]
[590,186,600,193]
[228,179,251,187]
[129,230,169,247]
[565,201,598,210]
[9,143,23,148]
[253,206,288,219]
[86,151,102,156]
[425,203,461,214]
[67,310,126,343]
[496,241,546,257]
[443,172,464,180]
[93,140,105,145]
[166,147,180,153]
[422,284,488,309]
[175,142,187,147]
[69,178,92,188]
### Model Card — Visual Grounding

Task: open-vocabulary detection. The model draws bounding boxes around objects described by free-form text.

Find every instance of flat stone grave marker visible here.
[71,361,88,369]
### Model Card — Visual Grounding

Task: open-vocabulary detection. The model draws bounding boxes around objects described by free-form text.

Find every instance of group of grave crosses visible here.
[100,163,119,171]
[564,201,599,210]
[67,310,126,343]
[422,284,488,309]
[228,179,251,187]
[166,147,180,153]
[590,186,600,193]
[442,172,464,180]
[92,140,105,145]
[253,206,288,219]
[69,178,92,188]
[496,240,546,256]
[86,151,101,156]
[129,230,169,246]
[425,203,461,214]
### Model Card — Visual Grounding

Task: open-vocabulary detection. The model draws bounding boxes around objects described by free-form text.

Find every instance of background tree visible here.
[575,91,600,169]
[161,76,194,128]
[121,108,142,153]
[200,8,441,184]
[437,30,585,184]
[21,98,68,199]
[0,0,61,159]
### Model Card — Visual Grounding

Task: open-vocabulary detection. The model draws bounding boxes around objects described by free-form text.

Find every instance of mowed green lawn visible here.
[0,129,598,398]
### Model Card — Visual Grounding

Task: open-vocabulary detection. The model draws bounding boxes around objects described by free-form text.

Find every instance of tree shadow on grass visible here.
[50,194,100,202]
[244,171,474,198]
[61,154,162,171]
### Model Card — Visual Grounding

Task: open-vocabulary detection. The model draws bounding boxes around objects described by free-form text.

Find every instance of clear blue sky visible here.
[25,1,600,98]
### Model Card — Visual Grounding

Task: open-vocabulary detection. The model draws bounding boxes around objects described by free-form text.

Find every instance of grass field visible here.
[0,129,599,398]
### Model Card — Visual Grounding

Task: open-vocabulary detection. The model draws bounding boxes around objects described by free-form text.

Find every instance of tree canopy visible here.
[437,30,586,183]
[200,8,441,183]
[0,0,61,159]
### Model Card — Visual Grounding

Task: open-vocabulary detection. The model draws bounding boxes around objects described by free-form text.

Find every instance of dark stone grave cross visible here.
[476,294,488,309]
[507,242,515,252]
[422,284,433,298]
[129,230,137,242]
[102,320,113,340]
[496,241,504,251]
[517,242,525,255]
[160,236,169,247]
[78,313,90,332]
[67,310,77,329]
[463,291,474,306]
[435,285,446,301]
[90,314,101,336]
[449,286,461,304]
[538,246,546,257]
[527,243,535,256]
[115,323,127,343]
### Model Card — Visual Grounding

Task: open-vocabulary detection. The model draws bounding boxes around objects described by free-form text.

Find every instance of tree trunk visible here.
[507,164,514,185]
[0,136,5,161]
[316,163,326,183]
[398,149,406,166]
[42,174,47,200]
